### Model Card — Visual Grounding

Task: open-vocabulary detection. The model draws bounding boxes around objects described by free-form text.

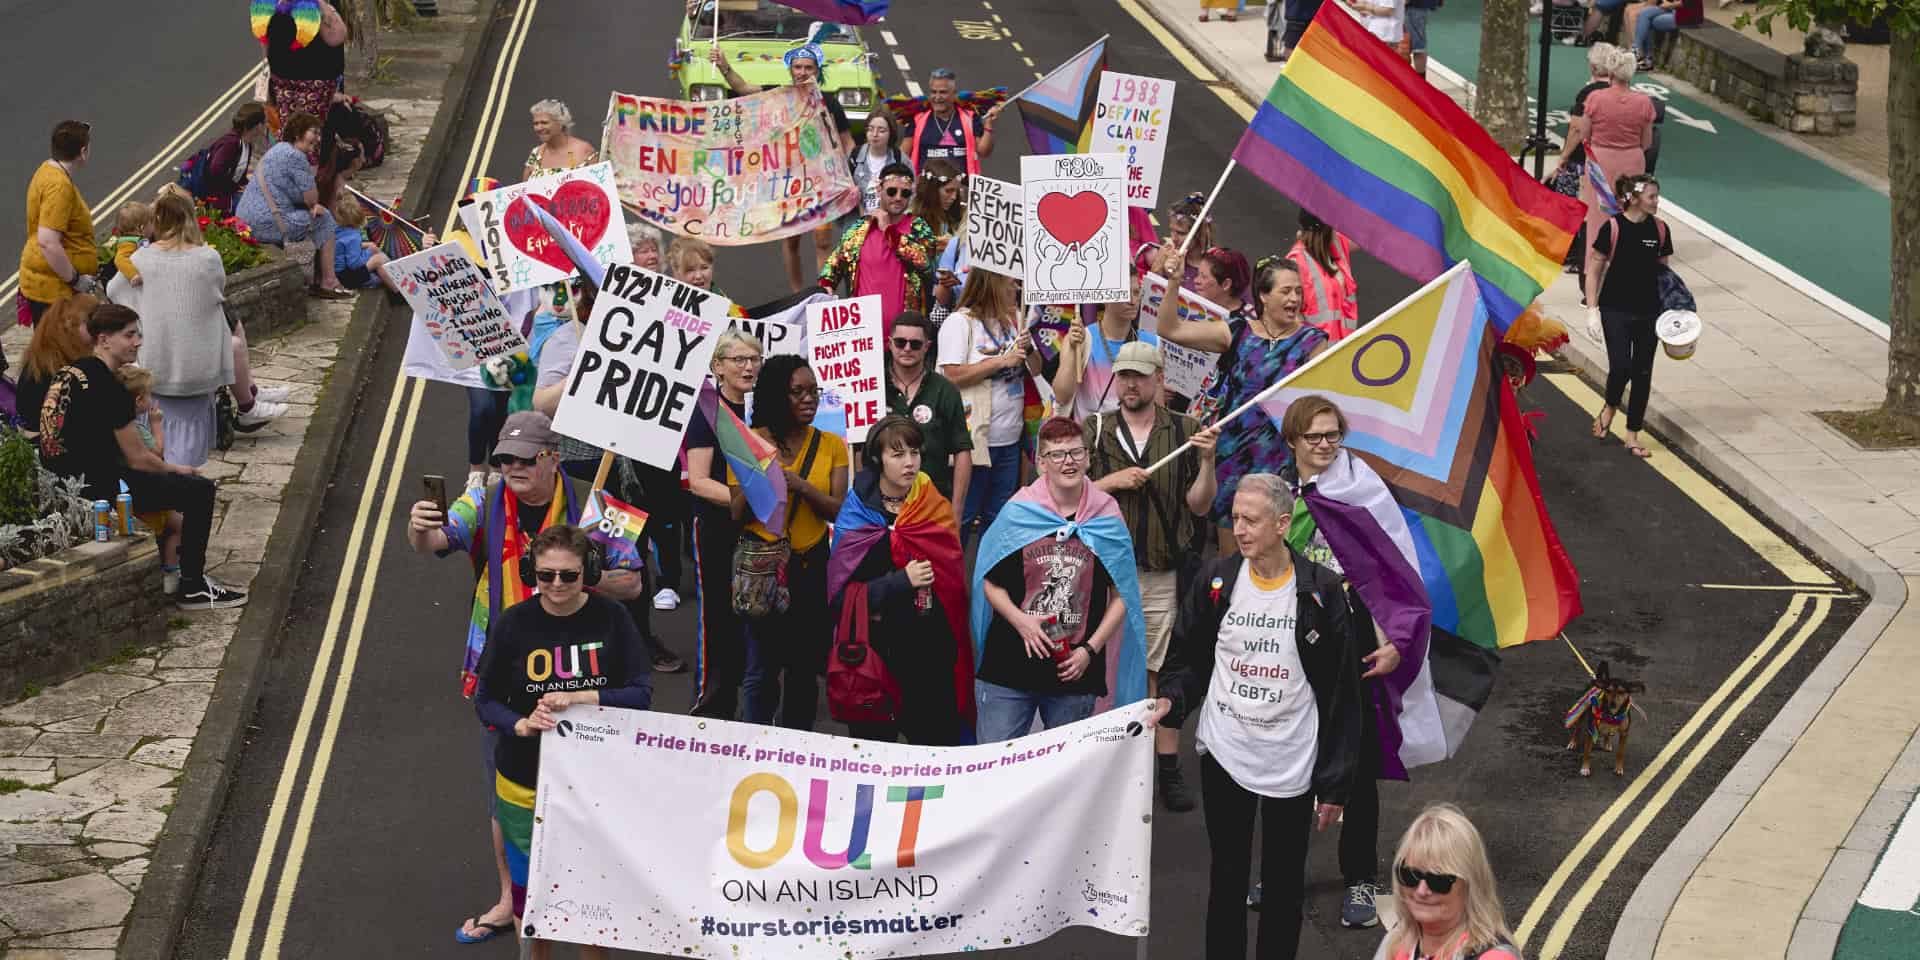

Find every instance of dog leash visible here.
[1561,632,1652,723]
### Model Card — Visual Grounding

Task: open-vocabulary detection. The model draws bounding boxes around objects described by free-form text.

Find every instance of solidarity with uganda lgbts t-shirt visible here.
[1196,564,1317,799]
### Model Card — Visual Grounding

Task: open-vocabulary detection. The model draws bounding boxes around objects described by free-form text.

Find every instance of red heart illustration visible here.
[1035,191,1108,248]
[503,180,612,273]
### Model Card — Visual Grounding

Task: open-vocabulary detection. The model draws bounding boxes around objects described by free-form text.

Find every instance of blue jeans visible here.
[973,680,1096,742]
[961,443,1022,544]
[464,387,509,467]
[1635,8,1676,56]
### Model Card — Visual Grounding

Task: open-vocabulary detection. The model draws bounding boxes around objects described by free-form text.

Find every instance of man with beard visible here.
[820,162,935,340]
[883,311,972,506]
[1081,341,1218,812]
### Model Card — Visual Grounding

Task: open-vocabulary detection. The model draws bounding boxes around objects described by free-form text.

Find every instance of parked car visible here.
[673,0,880,127]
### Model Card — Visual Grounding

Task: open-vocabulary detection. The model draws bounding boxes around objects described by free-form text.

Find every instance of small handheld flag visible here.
[579,489,647,567]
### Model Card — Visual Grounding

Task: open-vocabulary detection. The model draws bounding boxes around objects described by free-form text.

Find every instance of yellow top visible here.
[739,426,849,552]
[19,162,97,304]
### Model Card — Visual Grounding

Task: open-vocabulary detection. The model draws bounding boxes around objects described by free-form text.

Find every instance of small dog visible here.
[1563,661,1638,777]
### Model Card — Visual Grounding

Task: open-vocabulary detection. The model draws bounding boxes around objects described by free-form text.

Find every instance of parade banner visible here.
[457,162,632,295]
[964,175,1024,280]
[1138,272,1225,397]
[1021,153,1127,305]
[1088,71,1174,209]
[551,262,731,469]
[602,86,859,245]
[524,703,1155,957]
[383,242,527,371]
[805,295,885,443]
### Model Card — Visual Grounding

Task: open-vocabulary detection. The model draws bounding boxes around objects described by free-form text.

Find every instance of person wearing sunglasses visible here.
[1375,804,1521,960]
[473,523,652,956]
[820,162,935,341]
[884,311,973,507]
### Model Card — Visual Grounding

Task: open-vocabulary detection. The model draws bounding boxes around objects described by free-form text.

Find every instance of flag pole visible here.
[1175,159,1235,258]
[1006,34,1110,103]
[590,451,615,501]
[345,184,431,236]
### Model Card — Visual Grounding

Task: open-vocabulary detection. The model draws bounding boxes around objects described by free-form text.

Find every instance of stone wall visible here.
[1657,23,1858,134]
[224,254,310,341]
[0,536,167,701]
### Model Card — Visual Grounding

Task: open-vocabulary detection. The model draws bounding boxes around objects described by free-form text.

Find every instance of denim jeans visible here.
[973,679,1095,742]
[1634,8,1676,55]
[961,443,1022,545]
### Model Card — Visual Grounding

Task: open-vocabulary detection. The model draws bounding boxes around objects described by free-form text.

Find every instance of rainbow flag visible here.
[697,381,787,532]
[1231,6,1584,331]
[1016,37,1108,155]
[579,489,648,567]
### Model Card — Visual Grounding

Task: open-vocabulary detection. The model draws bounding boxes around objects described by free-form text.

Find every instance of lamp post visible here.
[1519,14,1558,179]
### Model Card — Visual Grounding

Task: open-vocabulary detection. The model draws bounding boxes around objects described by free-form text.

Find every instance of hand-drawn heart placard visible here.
[504,180,612,273]
[1035,191,1108,248]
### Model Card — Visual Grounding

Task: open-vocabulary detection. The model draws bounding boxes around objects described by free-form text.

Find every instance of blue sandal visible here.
[455,918,514,944]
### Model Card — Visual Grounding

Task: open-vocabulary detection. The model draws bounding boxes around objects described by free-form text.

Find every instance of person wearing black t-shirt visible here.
[1585,173,1673,460]
[682,330,764,721]
[35,304,245,610]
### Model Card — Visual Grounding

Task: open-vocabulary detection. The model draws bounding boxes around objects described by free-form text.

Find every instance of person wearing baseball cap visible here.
[404,409,644,944]
[1080,339,1220,814]
[1049,273,1159,418]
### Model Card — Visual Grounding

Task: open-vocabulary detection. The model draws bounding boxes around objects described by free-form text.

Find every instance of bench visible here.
[1649,21,1858,134]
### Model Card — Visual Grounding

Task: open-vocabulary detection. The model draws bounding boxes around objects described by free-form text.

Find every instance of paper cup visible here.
[1657,310,1702,361]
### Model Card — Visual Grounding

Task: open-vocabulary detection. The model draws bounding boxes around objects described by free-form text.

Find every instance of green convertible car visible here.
[673,0,881,128]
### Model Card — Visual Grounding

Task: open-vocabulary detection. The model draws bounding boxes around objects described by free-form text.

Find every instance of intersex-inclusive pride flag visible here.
[1015,37,1109,155]
[1232,6,1584,331]
[1265,264,1582,771]
[579,489,647,567]
[773,0,889,23]
[697,381,788,532]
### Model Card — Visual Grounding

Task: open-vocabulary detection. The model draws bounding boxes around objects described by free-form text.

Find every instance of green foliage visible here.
[0,778,34,795]
[1738,0,1919,49]
[0,431,38,526]
[0,435,101,570]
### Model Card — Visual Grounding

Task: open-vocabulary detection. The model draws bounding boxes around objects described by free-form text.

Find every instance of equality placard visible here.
[524,703,1154,957]
[1138,271,1226,398]
[551,262,732,469]
[383,242,528,371]
[964,175,1023,280]
[457,162,632,295]
[805,295,885,443]
[1021,153,1128,306]
[602,86,859,245]
[1089,72,1175,209]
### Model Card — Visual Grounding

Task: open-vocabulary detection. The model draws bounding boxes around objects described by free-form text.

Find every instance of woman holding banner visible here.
[936,270,1041,545]
[683,330,764,721]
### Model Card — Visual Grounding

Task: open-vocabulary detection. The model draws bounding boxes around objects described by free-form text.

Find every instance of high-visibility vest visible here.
[909,107,981,176]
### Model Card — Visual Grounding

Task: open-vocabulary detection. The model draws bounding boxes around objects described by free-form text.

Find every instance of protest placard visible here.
[1021,153,1128,306]
[964,175,1023,280]
[550,262,732,469]
[1138,271,1226,397]
[602,86,858,245]
[383,242,528,371]
[525,703,1154,957]
[1089,71,1175,209]
[805,295,885,443]
[457,162,631,295]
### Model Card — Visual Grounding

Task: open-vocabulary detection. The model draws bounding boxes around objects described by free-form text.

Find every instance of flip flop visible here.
[455,918,514,944]
[309,286,355,301]
[1627,444,1653,459]
[1591,417,1610,438]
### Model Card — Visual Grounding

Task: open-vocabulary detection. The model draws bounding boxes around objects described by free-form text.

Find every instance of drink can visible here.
[93,500,112,542]
[115,494,133,536]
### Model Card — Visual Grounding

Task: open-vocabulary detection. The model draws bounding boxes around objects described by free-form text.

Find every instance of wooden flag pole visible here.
[1175,159,1235,259]
[344,184,431,236]
[1006,34,1110,104]
[589,450,615,501]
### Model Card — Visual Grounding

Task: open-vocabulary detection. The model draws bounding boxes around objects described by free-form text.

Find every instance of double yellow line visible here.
[0,63,266,305]
[222,0,541,955]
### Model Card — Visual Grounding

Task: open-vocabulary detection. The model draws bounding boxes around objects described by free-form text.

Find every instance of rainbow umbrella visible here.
[348,186,429,260]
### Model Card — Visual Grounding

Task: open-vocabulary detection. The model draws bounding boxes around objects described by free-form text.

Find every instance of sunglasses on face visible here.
[534,568,582,584]
[891,337,927,350]
[1395,863,1459,895]
[883,187,912,198]
[492,454,544,467]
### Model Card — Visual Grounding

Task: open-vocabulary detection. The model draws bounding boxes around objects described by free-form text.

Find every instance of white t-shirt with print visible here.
[1343,0,1405,44]
[1196,563,1318,799]
[937,309,1026,448]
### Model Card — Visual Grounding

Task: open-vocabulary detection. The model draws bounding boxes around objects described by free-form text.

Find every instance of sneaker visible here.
[1342,880,1382,929]
[1247,882,1262,911]
[162,570,180,596]
[653,587,681,611]
[1157,762,1196,813]
[252,385,294,404]
[177,578,248,611]
[235,398,289,431]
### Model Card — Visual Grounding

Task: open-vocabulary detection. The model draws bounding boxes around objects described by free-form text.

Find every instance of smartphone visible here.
[422,475,449,515]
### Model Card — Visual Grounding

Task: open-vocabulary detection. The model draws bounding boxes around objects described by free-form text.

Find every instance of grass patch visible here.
[18,681,41,701]
[167,616,192,630]
[1814,408,1920,450]
[0,778,36,795]
[100,643,149,667]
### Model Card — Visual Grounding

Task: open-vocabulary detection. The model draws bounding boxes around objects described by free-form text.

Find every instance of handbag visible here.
[828,581,904,725]
[729,429,823,618]
[257,165,318,285]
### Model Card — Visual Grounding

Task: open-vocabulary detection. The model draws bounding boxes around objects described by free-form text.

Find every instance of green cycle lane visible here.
[1421,0,1891,325]
[1837,793,1920,960]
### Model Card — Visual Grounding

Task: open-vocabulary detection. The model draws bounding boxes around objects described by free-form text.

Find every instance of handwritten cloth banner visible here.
[1021,153,1128,306]
[603,86,859,245]
[525,703,1155,956]
[805,295,886,443]
[383,242,529,371]
[1138,272,1226,398]
[457,162,632,295]
[1089,71,1175,209]
[965,175,1024,280]
[551,262,731,469]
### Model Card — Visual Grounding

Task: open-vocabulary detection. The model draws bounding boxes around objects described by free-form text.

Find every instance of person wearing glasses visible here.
[406,410,644,944]
[884,311,973,506]
[821,162,935,341]
[970,417,1149,742]
[683,330,765,721]
[474,523,651,958]
[1373,804,1522,960]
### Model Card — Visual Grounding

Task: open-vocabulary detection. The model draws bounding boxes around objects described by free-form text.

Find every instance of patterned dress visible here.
[1201,316,1328,522]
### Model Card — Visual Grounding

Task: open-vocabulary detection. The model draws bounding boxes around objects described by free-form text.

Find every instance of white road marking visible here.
[881,29,898,46]
[893,52,912,72]
[1860,801,1920,911]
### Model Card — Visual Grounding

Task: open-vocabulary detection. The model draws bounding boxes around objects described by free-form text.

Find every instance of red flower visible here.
[197,216,212,228]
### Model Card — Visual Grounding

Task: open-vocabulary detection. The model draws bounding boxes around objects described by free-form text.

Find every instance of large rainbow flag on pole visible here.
[1231,5,1584,332]
[1014,36,1109,155]
[1264,263,1582,769]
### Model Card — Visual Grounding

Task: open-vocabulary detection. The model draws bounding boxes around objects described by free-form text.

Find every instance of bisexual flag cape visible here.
[828,472,975,725]
[969,480,1148,712]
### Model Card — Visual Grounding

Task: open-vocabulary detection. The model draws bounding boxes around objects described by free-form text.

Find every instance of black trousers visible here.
[123,470,216,582]
[1201,753,1314,960]
[690,514,745,720]
[1601,307,1659,432]
[1340,705,1382,886]
[743,541,830,730]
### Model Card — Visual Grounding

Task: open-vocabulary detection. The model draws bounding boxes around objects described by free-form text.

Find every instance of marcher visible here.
[404,410,643,944]
[20,121,101,324]
[907,68,1003,174]
[16,294,100,437]
[1372,804,1523,960]
[827,417,973,745]
[474,524,650,959]
[235,112,353,298]
[884,311,973,507]
[117,193,238,468]
[1050,273,1158,418]
[1287,210,1359,341]
[970,417,1148,742]
[260,0,349,127]
[683,330,764,720]
[1158,473,1363,960]
[1080,342,1219,812]
[522,99,598,180]
[1132,192,1214,288]
[820,162,935,338]
[1576,48,1656,278]
[911,159,966,260]
[1586,173,1671,460]
[849,111,906,228]
[937,270,1039,543]
[37,304,248,610]
[197,102,271,215]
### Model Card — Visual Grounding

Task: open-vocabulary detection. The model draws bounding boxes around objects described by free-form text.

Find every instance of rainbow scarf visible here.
[252,0,320,49]
[828,472,976,725]
[697,382,787,531]
[580,488,648,567]
[454,475,578,696]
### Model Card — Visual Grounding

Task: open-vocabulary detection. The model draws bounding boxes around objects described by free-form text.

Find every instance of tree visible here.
[1476,0,1532,150]
[1745,2,1918,418]
[335,0,422,82]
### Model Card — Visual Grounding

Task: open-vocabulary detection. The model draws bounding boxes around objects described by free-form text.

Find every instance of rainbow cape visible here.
[579,488,648,567]
[828,472,976,725]
[1231,5,1584,331]
[1015,37,1108,155]
[697,381,788,532]
[252,0,320,49]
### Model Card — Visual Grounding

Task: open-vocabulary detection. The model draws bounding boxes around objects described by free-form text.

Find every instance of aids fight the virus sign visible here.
[805,295,885,443]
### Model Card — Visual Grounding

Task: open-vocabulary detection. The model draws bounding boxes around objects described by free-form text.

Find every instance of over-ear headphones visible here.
[519,540,604,589]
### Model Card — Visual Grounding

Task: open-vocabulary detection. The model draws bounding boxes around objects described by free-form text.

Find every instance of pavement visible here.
[1140,3,1919,960]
